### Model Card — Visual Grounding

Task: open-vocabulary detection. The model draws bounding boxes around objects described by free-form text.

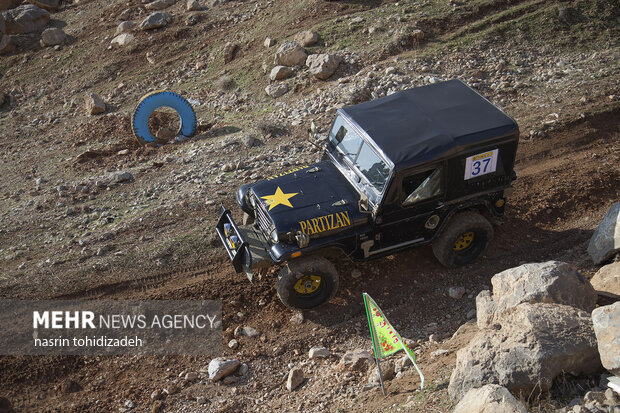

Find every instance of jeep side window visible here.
[402,169,442,206]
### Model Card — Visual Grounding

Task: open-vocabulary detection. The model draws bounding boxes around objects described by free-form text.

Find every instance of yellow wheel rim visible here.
[294,275,322,295]
[453,232,474,251]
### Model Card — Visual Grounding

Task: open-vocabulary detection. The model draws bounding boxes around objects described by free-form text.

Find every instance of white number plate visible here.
[464,149,498,180]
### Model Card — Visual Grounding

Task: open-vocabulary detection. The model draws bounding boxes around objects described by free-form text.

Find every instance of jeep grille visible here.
[253,193,275,239]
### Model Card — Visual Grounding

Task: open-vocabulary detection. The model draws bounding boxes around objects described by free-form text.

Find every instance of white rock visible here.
[286,367,304,391]
[308,346,329,359]
[274,41,306,66]
[115,21,136,35]
[145,0,175,11]
[453,384,528,413]
[294,30,319,47]
[449,302,601,401]
[306,53,341,80]
[85,93,105,115]
[269,65,293,81]
[588,202,620,264]
[265,83,289,98]
[140,12,173,30]
[111,33,134,46]
[476,261,597,328]
[592,302,620,376]
[339,349,374,371]
[186,0,202,11]
[208,358,240,381]
[590,261,620,296]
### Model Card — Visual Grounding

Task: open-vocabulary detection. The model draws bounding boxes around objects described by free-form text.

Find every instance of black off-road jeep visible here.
[217,79,518,309]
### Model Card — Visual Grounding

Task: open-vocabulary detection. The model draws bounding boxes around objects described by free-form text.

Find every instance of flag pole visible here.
[375,355,387,396]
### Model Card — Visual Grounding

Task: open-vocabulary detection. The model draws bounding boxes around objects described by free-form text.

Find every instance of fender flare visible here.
[132,90,197,143]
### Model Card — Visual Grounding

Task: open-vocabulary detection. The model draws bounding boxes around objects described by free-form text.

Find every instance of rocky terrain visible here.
[0,0,619,412]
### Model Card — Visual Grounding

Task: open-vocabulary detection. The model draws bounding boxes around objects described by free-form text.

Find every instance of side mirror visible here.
[308,120,317,141]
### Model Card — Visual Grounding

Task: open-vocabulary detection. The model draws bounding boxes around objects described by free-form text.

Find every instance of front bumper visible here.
[215,206,273,281]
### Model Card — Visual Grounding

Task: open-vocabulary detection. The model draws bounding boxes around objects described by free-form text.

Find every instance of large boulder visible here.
[29,0,60,12]
[453,384,528,413]
[274,41,306,67]
[588,202,620,264]
[590,261,620,296]
[139,12,172,30]
[0,33,14,54]
[476,261,596,328]
[592,302,620,376]
[306,53,341,80]
[2,5,50,35]
[40,27,66,47]
[449,303,600,401]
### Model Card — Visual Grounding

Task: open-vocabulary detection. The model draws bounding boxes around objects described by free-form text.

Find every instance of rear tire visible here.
[432,211,493,268]
[276,256,339,310]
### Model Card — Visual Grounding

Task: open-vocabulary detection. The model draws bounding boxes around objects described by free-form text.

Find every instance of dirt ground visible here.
[0,0,619,412]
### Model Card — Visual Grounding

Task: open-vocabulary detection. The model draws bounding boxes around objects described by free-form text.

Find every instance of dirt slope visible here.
[0,0,618,412]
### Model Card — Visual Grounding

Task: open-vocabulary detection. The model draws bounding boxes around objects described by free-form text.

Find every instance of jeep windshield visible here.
[328,115,390,195]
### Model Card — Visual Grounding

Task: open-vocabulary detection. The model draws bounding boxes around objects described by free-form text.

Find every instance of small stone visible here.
[185,371,198,381]
[187,0,202,11]
[111,33,134,46]
[308,346,329,359]
[466,309,477,319]
[150,390,161,400]
[290,312,304,324]
[385,66,397,75]
[286,367,304,391]
[449,286,466,299]
[223,42,238,63]
[294,30,319,47]
[274,41,307,66]
[241,326,260,337]
[115,21,136,34]
[124,399,135,409]
[0,35,16,55]
[270,65,293,81]
[239,363,249,376]
[265,83,289,98]
[40,27,66,47]
[264,37,276,47]
[208,358,240,381]
[196,396,207,404]
[85,93,105,115]
[145,0,175,11]
[140,12,173,30]
[306,53,341,80]
[351,269,361,279]
[228,339,238,349]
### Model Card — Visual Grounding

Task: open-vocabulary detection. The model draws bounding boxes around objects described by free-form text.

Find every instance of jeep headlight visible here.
[249,194,256,207]
[269,228,279,243]
[295,232,309,248]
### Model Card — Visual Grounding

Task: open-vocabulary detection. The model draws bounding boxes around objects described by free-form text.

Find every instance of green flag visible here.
[363,292,424,389]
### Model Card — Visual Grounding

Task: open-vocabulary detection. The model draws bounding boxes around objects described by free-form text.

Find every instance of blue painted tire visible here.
[132,90,197,143]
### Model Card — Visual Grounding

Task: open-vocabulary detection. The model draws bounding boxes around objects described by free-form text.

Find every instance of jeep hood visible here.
[249,162,368,237]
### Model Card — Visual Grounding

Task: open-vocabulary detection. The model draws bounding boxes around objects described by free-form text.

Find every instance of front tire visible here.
[276,256,339,310]
[432,211,493,268]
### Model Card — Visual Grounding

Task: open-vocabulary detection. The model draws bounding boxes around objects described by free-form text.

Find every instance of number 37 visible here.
[471,158,491,176]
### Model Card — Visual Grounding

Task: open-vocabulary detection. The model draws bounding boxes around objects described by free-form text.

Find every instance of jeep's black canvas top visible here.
[339,79,518,171]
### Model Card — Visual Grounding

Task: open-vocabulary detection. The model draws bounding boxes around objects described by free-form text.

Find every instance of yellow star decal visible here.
[261,187,298,211]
